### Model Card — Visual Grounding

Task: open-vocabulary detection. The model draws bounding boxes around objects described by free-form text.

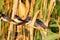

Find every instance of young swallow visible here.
[35,19,48,29]
[13,15,24,23]
[1,14,17,24]
[1,13,31,25]
[16,16,31,26]
[1,13,11,22]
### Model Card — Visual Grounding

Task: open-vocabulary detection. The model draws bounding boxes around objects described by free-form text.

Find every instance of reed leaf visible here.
[45,33,60,40]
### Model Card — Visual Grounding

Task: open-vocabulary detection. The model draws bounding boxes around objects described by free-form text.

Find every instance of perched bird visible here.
[16,16,31,25]
[13,15,24,23]
[1,13,31,25]
[1,14,16,24]
[35,19,48,29]
[25,19,48,30]
[15,15,24,21]
[1,13,11,22]
[13,15,31,24]
[1,13,48,29]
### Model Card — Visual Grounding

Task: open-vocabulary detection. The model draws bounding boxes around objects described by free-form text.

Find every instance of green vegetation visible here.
[0,0,60,40]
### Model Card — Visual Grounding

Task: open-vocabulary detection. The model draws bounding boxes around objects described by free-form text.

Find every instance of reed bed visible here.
[0,0,60,40]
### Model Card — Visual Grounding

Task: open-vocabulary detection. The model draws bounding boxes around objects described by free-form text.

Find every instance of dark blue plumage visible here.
[2,14,9,19]
[16,16,31,25]
[15,15,24,21]
[1,14,16,23]
[1,13,48,29]
[36,19,48,29]
[24,16,31,22]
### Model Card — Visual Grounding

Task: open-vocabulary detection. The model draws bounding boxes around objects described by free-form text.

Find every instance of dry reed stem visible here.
[7,0,18,40]
[17,0,25,40]
[30,26,46,32]
[29,10,40,40]
[2,22,6,40]
[39,10,43,20]
[29,0,35,16]
[26,23,47,32]
[18,0,26,20]
[25,24,31,40]
[25,24,46,40]
[43,0,56,38]
[2,1,10,39]
[31,10,40,25]
[25,0,30,40]
[43,0,48,21]
[13,25,17,40]
[45,0,56,26]
[25,0,29,15]
[5,0,10,11]
[59,0,60,2]
[57,16,60,35]
[24,26,30,40]
[16,25,22,40]
[26,22,47,40]
[0,19,1,36]
[22,26,26,40]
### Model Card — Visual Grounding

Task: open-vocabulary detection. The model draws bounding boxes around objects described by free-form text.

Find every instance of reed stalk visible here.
[45,0,56,26]
[29,10,40,40]
[16,25,23,40]
[57,16,60,35]
[7,0,18,40]
[0,19,1,36]
[25,0,29,40]
[43,0,48,21]
[29,0,35,17]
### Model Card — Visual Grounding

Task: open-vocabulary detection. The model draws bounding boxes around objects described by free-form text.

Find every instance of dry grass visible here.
[0,0,60,40]
[7,0,18,40]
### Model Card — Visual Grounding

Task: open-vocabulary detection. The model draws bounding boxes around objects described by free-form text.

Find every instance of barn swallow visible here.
[35,19,48,29]
[12,15,25,24]
[1,13,11,22]
[16,16,31,25]
[16,16,48,29]
[1,14,16,24]
[1,13,48,29]
[16,16,48,30]
[15,15,24,21]
[1,13,31,24]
